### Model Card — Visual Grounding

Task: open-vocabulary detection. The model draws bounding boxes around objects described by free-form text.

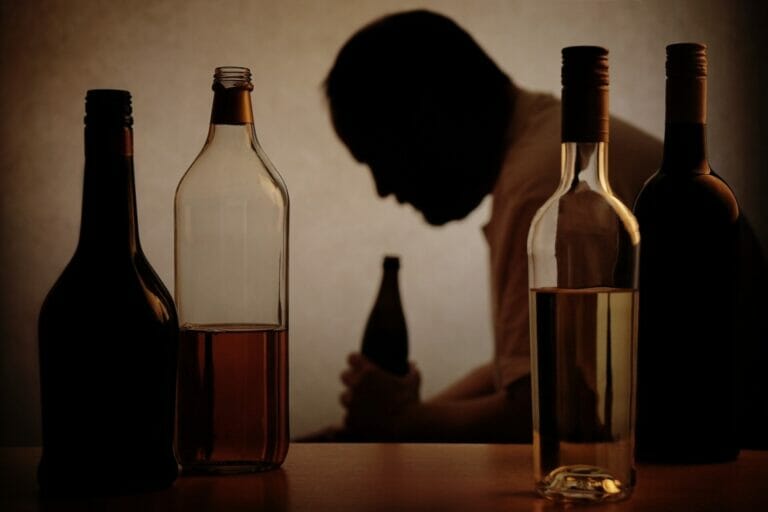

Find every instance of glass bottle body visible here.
[174,70,289,473]
[634,43,740,464]
[361,255,409,376]
[528,141,639,503]
[634,132,740,464]
[38,90,179,496]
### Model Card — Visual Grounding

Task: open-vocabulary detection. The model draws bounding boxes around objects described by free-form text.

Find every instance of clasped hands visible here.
[340,352,421,440]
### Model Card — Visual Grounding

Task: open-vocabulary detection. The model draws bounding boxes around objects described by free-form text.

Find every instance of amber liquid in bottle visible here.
[37,90,179,496]
[634,43,740,463]
[176,325,288,471]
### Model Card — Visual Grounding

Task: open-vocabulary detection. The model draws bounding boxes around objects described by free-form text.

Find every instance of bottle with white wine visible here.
[634,43,740,464]
[527,47,639,503]
[174,67,290,473]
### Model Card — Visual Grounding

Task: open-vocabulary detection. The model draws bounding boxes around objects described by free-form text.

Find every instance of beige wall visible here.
[1,0,765,444]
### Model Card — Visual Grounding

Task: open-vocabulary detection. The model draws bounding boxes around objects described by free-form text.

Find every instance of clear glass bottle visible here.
[38,90,179,496]
[634,43,740,463]
[527,47,639,503]
[174,67,289,473]
[361,255,409,376]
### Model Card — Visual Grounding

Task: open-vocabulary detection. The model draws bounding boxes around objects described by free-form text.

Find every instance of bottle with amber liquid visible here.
[527,47,639,503]
[174,67,289,473]
[361,255,409,376]
[634,43,740,463]
[37,90,179,496]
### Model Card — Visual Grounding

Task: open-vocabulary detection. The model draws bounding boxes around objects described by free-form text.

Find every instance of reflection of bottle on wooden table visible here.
[361,255,409,376]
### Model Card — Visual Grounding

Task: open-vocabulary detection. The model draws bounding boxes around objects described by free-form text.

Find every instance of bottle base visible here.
[38,453,178,498]
[536,465,632,503]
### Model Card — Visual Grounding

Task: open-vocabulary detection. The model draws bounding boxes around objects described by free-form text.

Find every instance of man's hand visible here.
[340,352,421,440]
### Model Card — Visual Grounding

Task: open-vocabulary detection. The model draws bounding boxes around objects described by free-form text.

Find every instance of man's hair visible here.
[324,9,512,164]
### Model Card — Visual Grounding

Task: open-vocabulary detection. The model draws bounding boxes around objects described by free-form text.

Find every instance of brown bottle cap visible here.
[561,46,609,142]
[665,43,707,123]
[666,43,707,78]
[210,67,254,125]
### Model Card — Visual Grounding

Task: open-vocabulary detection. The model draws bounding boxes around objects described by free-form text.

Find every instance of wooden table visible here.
[2,444,767,511]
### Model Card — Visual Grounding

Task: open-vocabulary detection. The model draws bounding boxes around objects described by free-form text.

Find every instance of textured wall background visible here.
[1,0,766,444]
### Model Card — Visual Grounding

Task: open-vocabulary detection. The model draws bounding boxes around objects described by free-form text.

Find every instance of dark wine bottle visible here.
[37,90,179,496]
[361,256,409,376]
[634,43,740,463]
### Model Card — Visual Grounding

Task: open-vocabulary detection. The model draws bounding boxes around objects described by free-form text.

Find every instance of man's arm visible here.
[341,353,532,443]
[427,362,496,403]
[404,375,532,443]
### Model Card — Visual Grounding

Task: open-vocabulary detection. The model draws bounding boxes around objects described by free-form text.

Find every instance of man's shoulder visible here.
[506,88,560,159]
[610,116,662,151]
[608,117,663,170]
[513,88,560,128]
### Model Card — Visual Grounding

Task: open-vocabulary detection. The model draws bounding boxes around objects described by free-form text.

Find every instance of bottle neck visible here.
[559,142,611,194]
[382,268,400,288]
[377,266,402,304]
[78,124,140,254]
[661,76,709,174]
[205,87,257,148]
[211,87,253,125]
[560,79,612,192]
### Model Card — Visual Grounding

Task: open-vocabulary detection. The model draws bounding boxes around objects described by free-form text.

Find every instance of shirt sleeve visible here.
[491,197,546,391]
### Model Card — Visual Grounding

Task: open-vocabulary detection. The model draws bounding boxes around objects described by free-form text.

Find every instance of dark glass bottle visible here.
[361,256,409,376]
[37,90,179,496]
[634,43,741,463]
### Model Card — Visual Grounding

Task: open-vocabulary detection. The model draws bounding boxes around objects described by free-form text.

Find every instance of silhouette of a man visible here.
[325,10,662,442]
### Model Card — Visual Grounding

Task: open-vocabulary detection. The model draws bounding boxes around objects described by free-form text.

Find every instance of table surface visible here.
[2,444,767,511]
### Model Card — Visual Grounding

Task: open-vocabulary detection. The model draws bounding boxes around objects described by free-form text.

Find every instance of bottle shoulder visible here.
[635,169,740,224]
[39,250,177,328]
[529,183,639,244]
[176,149,287,207]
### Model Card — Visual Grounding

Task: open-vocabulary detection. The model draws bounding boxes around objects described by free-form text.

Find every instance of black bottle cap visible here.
[383,255,400,270]
[666,43,707,78]
[85,89,133,126]
[562,46,609,88]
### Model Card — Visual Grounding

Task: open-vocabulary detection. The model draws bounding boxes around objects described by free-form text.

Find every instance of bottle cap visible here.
[561,46,609,142]
[211,67,254,124]
[666,43,707,78]
[383,255,400,270]
[665,43,707,123]
[85,89,133,126]
[562,46,609,88]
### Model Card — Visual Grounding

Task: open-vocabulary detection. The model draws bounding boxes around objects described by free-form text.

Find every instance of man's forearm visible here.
[427,362,496,403]
[400,375,532,443]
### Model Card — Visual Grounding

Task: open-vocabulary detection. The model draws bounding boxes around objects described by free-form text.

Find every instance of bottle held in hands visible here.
[361,255,409,376]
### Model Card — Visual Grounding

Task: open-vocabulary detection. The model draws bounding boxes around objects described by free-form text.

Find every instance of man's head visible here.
[325,10,513,225]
